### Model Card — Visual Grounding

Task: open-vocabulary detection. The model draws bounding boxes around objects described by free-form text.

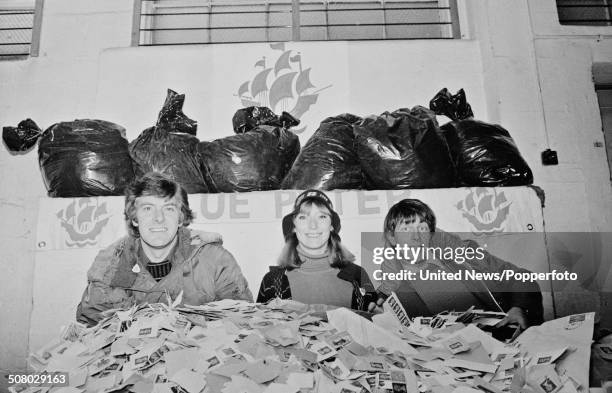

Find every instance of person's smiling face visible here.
[293,202,333,256]
[133,195,181,251]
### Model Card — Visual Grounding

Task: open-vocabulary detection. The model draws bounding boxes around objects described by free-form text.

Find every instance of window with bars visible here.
[133,0,460,46]
[556,0,612,26]
[0,0,43,59]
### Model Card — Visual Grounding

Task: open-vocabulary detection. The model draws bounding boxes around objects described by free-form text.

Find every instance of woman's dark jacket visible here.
[257,261,377,311]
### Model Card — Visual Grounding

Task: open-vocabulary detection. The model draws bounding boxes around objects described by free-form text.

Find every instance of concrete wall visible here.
[464,0,612,320]
[464,0,612,233]
[0,0,134,387]
[1,0,611,386]
[92,39,486,143]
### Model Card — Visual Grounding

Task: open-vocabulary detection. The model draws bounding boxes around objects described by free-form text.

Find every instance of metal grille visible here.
[0,9,33,57]
[0,0,42,59]
[134,0,460,46]
[557,0,612,26]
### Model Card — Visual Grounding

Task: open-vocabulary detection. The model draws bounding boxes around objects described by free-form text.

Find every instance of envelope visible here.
[170,370,207,393]
[327,308,418,355]
[221,375,264,393]
[261,383,298,393]
[286,372,314,389]
[454,342,495,365]
[306,341,337,362]
[443,336,471,354]
[431,325,505,355]
[211,361,249,378]
[243,360,282,384]
[443,359,497,374]
[531,347,569,366]
[517,313,594,389]
[164,348,199,378]
[526,364,563,393]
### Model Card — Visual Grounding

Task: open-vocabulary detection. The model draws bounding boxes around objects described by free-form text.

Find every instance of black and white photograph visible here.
[1,0,612,392]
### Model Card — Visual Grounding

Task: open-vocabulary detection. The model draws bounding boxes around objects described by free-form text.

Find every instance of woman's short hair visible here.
[279,191,348,269]
[124,172,194,237]
[383,199,436,242]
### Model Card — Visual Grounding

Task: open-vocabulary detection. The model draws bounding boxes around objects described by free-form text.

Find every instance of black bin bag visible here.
[129,89,209,193]
[440,120,533,186]
[354,106,455,189]
[232,106,280,133]
[3,118,42,152]
[430,88,533,186]
[199,108,300,192]
[429,87,473,121]
[282,113,364,190]
[38,119,135,197]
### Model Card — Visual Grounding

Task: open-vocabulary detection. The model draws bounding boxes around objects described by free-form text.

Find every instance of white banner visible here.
[31,187,548,352]
[36,187,543,252]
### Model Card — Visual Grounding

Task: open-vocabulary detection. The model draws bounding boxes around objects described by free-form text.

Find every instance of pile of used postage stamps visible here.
[11,292,608,393]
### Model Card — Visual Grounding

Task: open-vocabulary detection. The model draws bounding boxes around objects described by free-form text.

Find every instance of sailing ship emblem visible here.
[456,188,511,234]
[236,42,331,134]
[57,198,110,247]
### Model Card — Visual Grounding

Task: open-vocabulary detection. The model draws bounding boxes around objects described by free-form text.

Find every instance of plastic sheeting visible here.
[354,106,455,189]
[232,106,281,134]
[282,114,364,190]
[429,88,473,122]
[440,120,533,186]
[430,87,533,187]
[38,119,134,197]
[200,108,300,192]
[2,118,42,152]
[129,89,209,194]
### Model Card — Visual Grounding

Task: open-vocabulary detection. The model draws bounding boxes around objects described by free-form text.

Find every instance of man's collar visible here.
[109,228,191,288]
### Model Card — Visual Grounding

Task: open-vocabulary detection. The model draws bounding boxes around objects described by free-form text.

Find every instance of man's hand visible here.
[495,306,527,340]
[367,297,385,314]
[496,306,528,329]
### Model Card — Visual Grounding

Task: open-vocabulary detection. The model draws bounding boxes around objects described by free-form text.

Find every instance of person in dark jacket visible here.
[369,199,544,330]
[257,189,376,311]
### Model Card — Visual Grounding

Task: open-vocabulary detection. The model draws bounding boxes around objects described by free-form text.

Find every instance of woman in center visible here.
[257,190,375,310]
